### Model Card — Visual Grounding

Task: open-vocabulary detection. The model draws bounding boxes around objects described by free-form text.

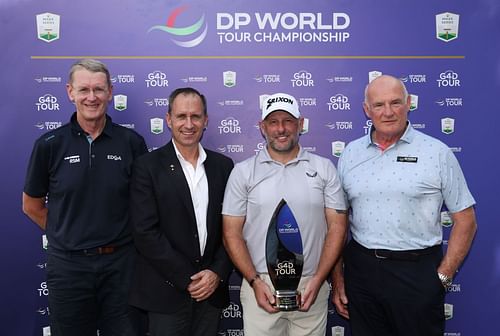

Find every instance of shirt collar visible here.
[172,140,207,166]
[257,144,310,165]
[365,121,415,148]
[70,112,113,138]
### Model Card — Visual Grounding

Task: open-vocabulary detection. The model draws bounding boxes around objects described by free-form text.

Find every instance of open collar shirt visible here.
[338,122,475,250]
[173,141,209,256]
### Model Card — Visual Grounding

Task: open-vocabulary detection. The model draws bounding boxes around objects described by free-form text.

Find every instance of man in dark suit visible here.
[129,87,234,336]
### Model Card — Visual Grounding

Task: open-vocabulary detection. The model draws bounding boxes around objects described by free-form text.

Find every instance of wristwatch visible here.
[437,272,453,289]
[248,274,260,288]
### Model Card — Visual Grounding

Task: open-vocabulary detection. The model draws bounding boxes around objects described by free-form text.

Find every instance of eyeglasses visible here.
[72,86,109,98]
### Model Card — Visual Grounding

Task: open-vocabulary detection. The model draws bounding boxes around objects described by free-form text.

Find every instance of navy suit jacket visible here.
[129,141,234,312]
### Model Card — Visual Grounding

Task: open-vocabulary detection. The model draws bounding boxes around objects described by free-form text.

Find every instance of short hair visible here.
[364,75,409,104]
[168,87,207,115]
[68,59,111,88]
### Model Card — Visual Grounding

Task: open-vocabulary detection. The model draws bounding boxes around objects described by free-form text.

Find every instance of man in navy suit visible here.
[129,87,234,336]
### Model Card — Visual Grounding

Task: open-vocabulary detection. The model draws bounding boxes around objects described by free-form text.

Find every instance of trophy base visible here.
[274,290,301,311]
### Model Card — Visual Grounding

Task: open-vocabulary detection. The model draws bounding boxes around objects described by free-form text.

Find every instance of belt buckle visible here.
[374,249,388,259]
[82,249,97,256]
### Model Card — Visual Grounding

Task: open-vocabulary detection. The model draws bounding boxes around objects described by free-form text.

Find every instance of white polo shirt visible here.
[222,146,346,275]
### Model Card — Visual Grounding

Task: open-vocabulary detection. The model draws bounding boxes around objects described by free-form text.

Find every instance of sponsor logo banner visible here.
[148,5,208,48]
[36,13,60,42]
[436,12,459,42]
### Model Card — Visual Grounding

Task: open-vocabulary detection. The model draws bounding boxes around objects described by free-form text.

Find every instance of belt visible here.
[66,242,131,256]
[351,240,441,261]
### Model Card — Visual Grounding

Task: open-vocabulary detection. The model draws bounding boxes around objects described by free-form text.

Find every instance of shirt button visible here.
[194,234,198,238]
[195,259,200,263]
[91,154,95,158]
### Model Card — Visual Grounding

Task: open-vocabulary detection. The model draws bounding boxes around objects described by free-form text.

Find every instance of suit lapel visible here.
[204,152,218,244]
[160,142,197,227]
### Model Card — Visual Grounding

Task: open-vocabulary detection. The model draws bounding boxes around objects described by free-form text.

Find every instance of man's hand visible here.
[331,270,349,319]
[299,275,323,312]
[188,269,220,301]
[252,277,280,314]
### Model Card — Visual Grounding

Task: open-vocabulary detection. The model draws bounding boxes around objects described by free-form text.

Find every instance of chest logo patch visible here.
[397,156,418,163]
[107,155,122,161]
[64,155,80,164]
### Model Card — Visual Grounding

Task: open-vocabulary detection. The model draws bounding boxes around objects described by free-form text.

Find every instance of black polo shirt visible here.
[24,112,147,251]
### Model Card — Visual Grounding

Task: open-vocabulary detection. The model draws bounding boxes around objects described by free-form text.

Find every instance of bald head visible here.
[362,74,411,145]
[364,75,408,104]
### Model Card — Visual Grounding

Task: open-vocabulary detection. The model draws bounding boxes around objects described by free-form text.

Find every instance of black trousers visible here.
[344,240,446,336]
[46,245,136,336]
[148,299,222,336]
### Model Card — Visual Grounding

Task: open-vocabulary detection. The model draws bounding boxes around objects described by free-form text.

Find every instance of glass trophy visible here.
[265,199,304,311]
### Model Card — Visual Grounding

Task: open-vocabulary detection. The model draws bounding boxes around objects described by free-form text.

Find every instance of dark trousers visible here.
[344,240,446,336]
[46,245,136,336]
[148,299,222,336]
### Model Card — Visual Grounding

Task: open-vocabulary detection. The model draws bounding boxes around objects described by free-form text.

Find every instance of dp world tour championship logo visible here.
[148,5,207,48]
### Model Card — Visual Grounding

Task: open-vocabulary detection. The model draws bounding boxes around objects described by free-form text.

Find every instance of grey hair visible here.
[68,59,111,87]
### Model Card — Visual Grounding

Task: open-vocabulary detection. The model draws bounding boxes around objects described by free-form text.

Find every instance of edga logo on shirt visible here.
[148,5,207,48]
[107,155,122,161]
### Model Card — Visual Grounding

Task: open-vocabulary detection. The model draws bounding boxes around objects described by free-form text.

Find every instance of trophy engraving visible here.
[265,199,304,311]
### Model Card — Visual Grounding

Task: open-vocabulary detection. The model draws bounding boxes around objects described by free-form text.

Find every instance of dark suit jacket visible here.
[129,141,234,313]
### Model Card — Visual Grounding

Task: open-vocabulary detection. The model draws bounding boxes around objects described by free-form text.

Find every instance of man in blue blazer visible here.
[129,87,234,336]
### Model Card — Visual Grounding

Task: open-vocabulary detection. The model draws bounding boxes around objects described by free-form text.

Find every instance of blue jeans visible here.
[46,245,136,336]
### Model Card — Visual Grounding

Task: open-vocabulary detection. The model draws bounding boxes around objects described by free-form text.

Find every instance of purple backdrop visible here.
[1,0,499,335]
